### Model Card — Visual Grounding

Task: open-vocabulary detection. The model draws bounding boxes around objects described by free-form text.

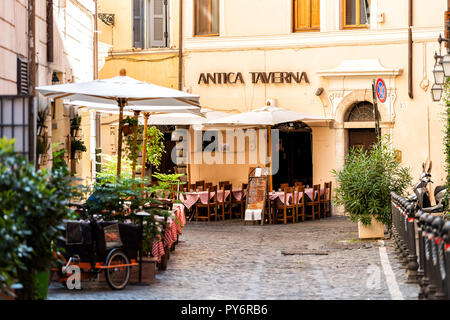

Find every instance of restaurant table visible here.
[179,189,246,210]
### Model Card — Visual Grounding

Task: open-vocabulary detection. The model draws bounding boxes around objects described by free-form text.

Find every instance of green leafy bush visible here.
[333,136,412,227]
[0,138,81,299]
[86,155,172,255]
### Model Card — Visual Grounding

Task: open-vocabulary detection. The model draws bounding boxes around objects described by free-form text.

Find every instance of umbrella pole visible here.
[268,125,273,192]
[132,110,140,179]
[141,112,150,188]
[116,99,125,180]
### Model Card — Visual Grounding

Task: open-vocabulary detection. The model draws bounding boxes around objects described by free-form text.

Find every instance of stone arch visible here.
[334,90,389,124]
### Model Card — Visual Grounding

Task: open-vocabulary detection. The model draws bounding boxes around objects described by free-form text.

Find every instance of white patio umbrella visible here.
[207,105,331,190]
[36,71,200,178]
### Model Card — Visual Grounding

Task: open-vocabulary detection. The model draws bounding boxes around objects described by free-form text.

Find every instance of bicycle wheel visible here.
[104,249,131,290]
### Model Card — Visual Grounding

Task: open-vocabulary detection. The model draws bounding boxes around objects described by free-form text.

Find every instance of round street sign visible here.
[376,78,387,103]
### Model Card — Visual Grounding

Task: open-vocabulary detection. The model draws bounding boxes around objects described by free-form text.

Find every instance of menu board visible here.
[245,176,267,222]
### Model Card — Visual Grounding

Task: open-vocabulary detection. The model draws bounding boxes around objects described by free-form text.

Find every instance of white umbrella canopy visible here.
[207,105,329,126]
[206,105,331,191]
[36,72,201,178]
[36,76,200,107]
[68,100,204,115]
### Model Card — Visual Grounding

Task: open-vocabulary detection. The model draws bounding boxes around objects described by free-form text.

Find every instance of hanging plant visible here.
[120,116,138,136]
[37,107,49,137]
[70,115,82,137]
[144,126,165,169]
[123,123,141,166]
[70,139,87,159]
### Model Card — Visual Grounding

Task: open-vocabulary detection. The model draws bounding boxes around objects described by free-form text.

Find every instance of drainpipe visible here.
[178,0,183,91]
[408,0,413,99]
[28,0,37,167]
[94,0,101,176]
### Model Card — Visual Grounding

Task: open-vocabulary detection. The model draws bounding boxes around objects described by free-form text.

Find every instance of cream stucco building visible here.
[0,0,97,184]
[178,0,447,208]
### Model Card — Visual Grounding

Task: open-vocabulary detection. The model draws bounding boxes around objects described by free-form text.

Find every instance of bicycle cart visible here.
[53,205,140,290]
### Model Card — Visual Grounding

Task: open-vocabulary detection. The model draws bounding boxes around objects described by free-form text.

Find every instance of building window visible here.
[194,0,219,36]
[293,0,320,32]
[0,97,31,157]
[343,0,370,28]
[345,101,375,122]
[133,0,168,49]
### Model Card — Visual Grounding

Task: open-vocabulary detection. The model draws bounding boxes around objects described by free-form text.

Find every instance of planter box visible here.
[129,257,157,284]
[358,218,385,239]
[99,257,157,285]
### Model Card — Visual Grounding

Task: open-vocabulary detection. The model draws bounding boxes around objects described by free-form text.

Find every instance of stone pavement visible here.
[47,216,419,300]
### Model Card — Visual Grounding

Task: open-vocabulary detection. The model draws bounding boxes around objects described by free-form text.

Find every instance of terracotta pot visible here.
[358,217,385,239]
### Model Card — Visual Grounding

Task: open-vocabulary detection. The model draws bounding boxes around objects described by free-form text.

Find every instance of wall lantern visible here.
[441,53,450,77]
[433,53,445,85]
[431,84,443,102]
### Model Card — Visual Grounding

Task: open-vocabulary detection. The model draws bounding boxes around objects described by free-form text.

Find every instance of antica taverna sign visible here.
[198,72,309,85]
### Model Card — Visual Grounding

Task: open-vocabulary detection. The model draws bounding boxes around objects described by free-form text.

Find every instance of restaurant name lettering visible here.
[198,72,309,85]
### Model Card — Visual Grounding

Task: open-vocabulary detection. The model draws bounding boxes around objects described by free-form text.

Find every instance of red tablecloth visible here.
[180,191,216,210]
[151,236,165,263]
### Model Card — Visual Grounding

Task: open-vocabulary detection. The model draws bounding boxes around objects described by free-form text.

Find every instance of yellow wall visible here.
[99,52,179,88]
[98,0,180,50]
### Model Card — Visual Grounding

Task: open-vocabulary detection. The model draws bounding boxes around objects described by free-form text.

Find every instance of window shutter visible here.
[17,56,29,96]
[133,0,144,48]
[311,0,320,29]
[294,0,310,31]
[150,0,167,47]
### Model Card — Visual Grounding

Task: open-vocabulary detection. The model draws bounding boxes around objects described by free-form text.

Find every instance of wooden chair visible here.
[187,183,196,192]
[294,181,303,188]
[205,182,213,190]
[195,185,217,222]
[305,184,321,221]
[218,180,230,188]
[296,185,305,222]
[280,183,289,190]
[217,183,233,220]
[195,180,205,191]
[321,181,332,218]
[274,187,296,224]
[232,183,248,219]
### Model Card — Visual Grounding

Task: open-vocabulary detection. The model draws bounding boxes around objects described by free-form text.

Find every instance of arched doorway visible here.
[345,101,378,152]
[272,121,312,189]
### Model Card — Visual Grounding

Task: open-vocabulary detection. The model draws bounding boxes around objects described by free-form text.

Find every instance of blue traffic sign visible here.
[376,78,387,103]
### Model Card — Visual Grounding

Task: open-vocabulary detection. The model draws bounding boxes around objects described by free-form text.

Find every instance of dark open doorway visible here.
[272,122,312,190]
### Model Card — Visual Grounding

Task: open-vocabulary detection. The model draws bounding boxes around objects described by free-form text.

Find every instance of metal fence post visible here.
[424,215,437,299]
[442,221,450,300]
[415,210,426,298]
[431,217,447,300]
[406,204,419,283]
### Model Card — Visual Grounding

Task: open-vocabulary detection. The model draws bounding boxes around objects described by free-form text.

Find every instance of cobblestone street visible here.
[48,216,419,300]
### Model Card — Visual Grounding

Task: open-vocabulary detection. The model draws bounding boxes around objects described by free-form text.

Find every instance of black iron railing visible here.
[391,192,450,300]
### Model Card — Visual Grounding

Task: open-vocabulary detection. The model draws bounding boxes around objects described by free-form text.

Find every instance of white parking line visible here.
[378,240,404,300]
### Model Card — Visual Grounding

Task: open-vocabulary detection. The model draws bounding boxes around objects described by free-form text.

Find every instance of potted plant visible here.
[70,138,87,159]
[120,116,138,136]
[333,136,412,239]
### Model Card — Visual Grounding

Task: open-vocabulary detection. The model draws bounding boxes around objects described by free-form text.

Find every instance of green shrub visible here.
[333,136,412,227]
[0,139,81,299]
